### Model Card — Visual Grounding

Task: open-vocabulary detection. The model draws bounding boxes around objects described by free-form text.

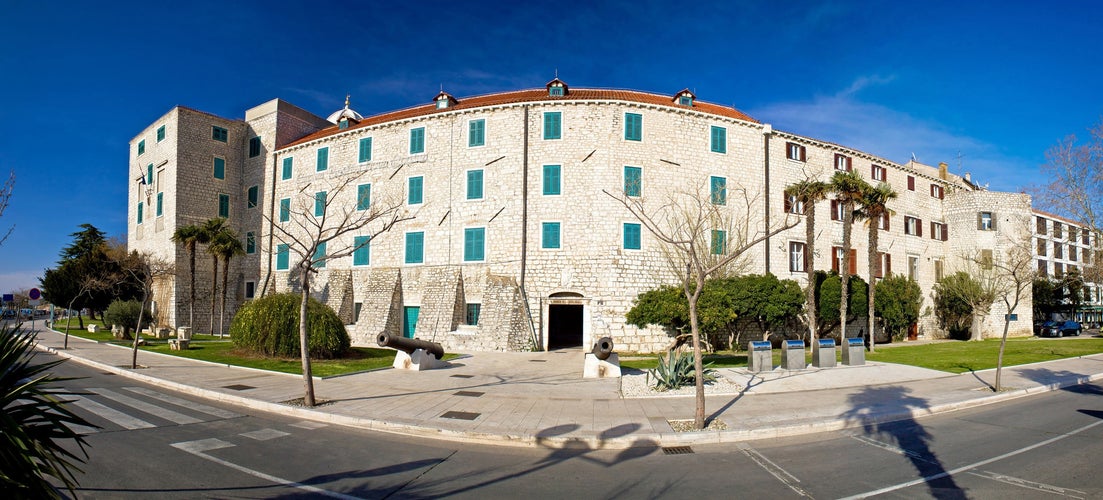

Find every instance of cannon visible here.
[591,336,614,361]
[377,333,445,360]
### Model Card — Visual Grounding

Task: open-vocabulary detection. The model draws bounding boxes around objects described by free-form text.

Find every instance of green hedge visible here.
[230,293,350,359]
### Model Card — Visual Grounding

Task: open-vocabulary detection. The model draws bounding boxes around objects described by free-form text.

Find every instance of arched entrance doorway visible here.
[545,292,587,350]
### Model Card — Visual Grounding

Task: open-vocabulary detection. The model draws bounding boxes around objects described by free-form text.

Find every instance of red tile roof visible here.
[281,88,758,149]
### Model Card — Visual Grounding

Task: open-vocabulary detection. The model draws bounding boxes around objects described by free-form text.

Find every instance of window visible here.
[156,192,163,216]
[978,212,995,231]
[543,112,561,140]
[549,86,564,97]
[909,256,920,279]
[1038,238,1047,256]
[409,127,426,154]
[832,247,857,274]
[784,194,805,215]
[1071,246,1078,262]
[212,126,228,142]
[246,232,255,254]
[789,242,807,272]
[469,119,485,147]
[276,244,289,270]
[623,223,642,250]
[156,125,165,142]
[1055,262,1064,277]
[710,176,726,205]
[467,170,484,200]
[464,227,486,262]
[147,164,153,185]
[218,194,229,218]
[247,186,258,208]
[314,191,326,217]
[831,200,845,221]
[711,229,726,255]
[408,176,424,205]
[934,259,944,281]
[930,184,944,199]
[1070,228,1079,242]
[137,202,143,224]
[1037,216,1047,234]
[834,154,852,171]
[354,302,363,322]
[213,157,225,179]
[1038,259,1048,277]
[465,303,481,326]
[624,112,642,141]
[279,198,290,222]
[543,165,561,195]
[624,166,642,197]
[876,252,892,278]
[679,95,693,106]
[245,281,255,299]
[316,147,329,172]
[1055,244,1064,259]
[931,222,947,241]
[357,183,371,211]
[313,242,326,268]
[137,139,145,156]
[249,137,261,158]
[710,126,727,153]
[980,249,993,270]
[358,137,373,163]
[1083,231,1090,245]
[282,157,293,180]
[542,222,561,249]
[1054,222,1063,238]
[405,232,425,264]
[353,236,370,266]
[871,165,887,182]
[879,212,890,231]
[905,216,922,236]
[786,142,806,161]
[907,175,915,191]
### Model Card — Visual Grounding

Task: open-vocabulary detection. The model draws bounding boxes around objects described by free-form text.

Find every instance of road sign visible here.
[2,294,11,303]
[29,288,41,301]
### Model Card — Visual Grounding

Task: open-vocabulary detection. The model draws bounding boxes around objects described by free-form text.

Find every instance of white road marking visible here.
[838,419,1103,499]
[241,428,290,441]
[850,434,935,463]
[90,388,202,425]
[70,395,154,430]
[968,470,1086,499]
[171,439,362,499]
[289,420,328,430]
[738,444,813,498]
[124,386,241,419]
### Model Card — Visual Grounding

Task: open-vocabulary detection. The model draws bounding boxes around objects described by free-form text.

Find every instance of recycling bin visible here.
[842,337,865,365]
[782,339,806,370]
[812,338,836,368]
[748,341,772,372]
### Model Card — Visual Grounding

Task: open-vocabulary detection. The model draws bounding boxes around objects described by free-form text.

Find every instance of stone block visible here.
[583,352,621,378]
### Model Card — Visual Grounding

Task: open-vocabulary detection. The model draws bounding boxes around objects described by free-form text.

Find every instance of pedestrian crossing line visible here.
[240,428,290,441]
[122,386,242,419]
[289,420,328,430]
[70,395,155,430]
[90,388,203,425]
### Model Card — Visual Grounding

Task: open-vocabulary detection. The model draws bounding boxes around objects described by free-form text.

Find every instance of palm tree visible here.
[830,170,868,341]
[201,218,226,335]
[784,180,831,340]
[855,182,897,352]
[208,229,245,337]
[171,224,204,329]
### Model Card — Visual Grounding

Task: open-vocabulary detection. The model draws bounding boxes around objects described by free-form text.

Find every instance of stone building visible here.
[128,79,1035,351]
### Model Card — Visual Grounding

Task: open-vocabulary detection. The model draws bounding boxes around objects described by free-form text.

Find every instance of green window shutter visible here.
[358,137,372,163]
[353,235,371,266]
[137,202,143,224]
[711,126,727,153]
[408,176,423,204]
[247,186,258,208]
[405,232,425,264]
[246,232,255,254]
[542,222,560,249]
[357,184,371,211]
[543,112,561,140]
[625,113,642,141]
[138,139,145,156]
[282,157,293,180]
[711,229,726,255]
[276,244,289,270]
[543,165,561,195]
[465,303,480,325]
[147,164,153,184]
[469,119,486,147]
[623,223,641,250]
[249,137,261,158]
[156,192,163,216]
[218,194,229,217]
[279,198,290,222]
[464,227,486,262]
[314,191,326,217]
[410,127,425,154]
[156,125,165,142]
[213,157,225,179]
[624,166,642,197]
[710,176,727,205]
[467,170,484,200]
[316,147,328,171]
[212,126,227,142]
[313,242,326,268]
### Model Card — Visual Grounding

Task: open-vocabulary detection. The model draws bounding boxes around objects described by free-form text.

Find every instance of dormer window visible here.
[339,118,349,130]
[546,77,569,97]
[550,86,564,96]
[325,94,363,126]
[434,91,458,109]
[673,88,696,107]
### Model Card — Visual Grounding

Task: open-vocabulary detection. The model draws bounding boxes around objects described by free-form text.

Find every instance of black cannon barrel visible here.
[592,336,614,361]
[377,333,445,360]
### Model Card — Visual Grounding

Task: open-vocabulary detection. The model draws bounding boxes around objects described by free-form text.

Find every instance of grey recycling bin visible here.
[781,339,806,370]
[812,338,836,368]
[748,341,772,372]
[842,337,865,365]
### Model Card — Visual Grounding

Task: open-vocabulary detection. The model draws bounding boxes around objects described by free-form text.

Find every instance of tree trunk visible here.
[188,245,196,329]
[840,201,853,341]
[209,255,219,335]
[685,263,706,430]
[299,264,316,407]
[969,309,987,341]
[132,287,149,369]
[805,204,818,341]
[220,255,229,338]
[867,226,878,352]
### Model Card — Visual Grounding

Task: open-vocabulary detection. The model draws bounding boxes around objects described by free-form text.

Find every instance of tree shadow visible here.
[842,385,967,499]
[1013,367,1099,394]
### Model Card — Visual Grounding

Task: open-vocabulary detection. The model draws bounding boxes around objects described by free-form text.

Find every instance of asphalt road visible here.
[45,351,1103,499]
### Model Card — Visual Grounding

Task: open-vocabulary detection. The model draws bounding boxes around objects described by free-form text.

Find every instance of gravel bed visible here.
[620,370,744,398]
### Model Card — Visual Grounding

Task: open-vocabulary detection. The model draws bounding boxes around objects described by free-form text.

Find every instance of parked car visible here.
[1040,320,1082,337]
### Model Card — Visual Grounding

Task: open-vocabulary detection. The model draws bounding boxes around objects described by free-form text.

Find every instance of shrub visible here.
[649,348,717,391]
[230,293,350,359]
[103,300,151,339]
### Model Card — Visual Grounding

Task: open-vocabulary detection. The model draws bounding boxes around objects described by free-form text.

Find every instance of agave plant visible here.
[0,326,95,498]
[649,348,717,391]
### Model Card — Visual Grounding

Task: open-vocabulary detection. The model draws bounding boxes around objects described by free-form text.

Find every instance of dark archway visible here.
[547,304,583,349]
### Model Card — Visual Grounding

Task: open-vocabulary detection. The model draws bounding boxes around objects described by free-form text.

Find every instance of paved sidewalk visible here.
[30,325,1103,449]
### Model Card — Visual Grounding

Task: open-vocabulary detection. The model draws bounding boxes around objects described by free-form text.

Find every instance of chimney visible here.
[964,172,971,183]
[938,161,948,180]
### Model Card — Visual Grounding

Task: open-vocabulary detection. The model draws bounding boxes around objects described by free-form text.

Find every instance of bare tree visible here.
[115,250,175,369]
[0,170,13,247]
[1036,119,1103,284]
[268,171,412,407]
[606,179,799,430]
[975,223,1034,391]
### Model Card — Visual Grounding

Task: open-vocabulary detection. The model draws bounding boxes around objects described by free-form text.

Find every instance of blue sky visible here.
[1,0,1101,292]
